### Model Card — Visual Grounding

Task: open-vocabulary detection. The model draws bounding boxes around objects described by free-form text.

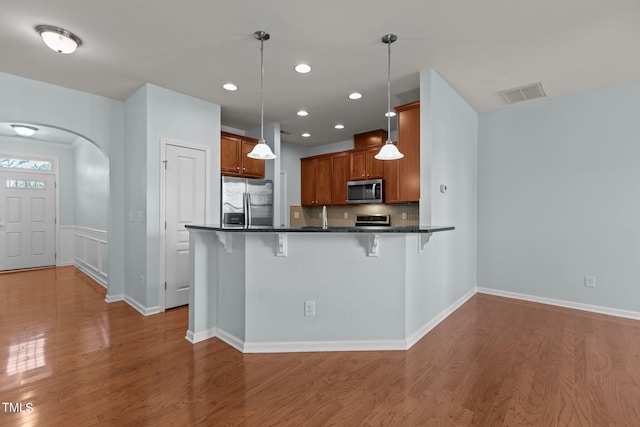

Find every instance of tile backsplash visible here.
[290,203,419,227]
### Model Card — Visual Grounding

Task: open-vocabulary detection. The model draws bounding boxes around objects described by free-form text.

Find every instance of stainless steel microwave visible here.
[347,179,383,204]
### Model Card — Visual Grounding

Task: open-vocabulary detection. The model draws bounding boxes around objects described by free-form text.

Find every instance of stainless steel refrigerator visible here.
[221,177,274,228]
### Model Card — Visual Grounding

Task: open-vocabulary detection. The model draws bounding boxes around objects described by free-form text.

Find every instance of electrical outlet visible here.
[343,212,348,219]
[584,276,596,288]
[402,212,407,220]
[304,301,315,317]
[294,211,300,219]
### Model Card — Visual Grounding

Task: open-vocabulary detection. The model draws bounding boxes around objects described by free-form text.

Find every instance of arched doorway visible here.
[0,123,110,287]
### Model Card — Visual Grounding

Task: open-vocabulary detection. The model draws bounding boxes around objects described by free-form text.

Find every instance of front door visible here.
[0,170,56,271]
[164,143,206,309]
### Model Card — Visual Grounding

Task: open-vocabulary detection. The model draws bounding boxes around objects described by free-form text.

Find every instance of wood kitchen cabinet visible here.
[301,154,332,206]
[349,147,384,181]
[384,101,420,203]
[353,129,387,149]
[220,131,265,178]
[331,151,350,205]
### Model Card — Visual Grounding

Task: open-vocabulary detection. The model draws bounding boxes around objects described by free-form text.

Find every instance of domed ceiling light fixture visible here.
[247,31,277,160]
[375,33,404,161]
[11,125,39,137]
[36,25,82,54]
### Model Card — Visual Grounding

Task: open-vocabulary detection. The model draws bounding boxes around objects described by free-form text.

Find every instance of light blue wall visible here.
[0,72,126,296]
[478,81,640,312]
[406,69,478,336]
[280,142,308,207]
[145,84,221,309]
[123,85,148,305]
[0,137,76,226]
[74,141,109,230]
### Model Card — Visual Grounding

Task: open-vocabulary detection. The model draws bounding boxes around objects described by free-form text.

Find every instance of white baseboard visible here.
[124,296,163,316]
[216,329,245,352]
[188,287,478,353]
[105,293,124,303]
[243,339,407,353]
[405,287,477,349]
[186,327,217,344]
[477,287,640,321]
[75,262,107,288]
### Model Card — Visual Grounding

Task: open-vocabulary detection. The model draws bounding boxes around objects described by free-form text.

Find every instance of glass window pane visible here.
[0,158,52,170]
[5,180,45,190]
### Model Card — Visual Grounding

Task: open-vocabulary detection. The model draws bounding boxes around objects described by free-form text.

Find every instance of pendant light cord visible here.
[387,40,392,143]
[260,38,265,143]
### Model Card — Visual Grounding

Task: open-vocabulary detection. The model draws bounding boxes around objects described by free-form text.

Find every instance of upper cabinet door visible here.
[349,148,383,180]
[300,155,332,206]
[220,132,265,178]
[349,150,367,180]
[365,147,384,179]
[315,156,333,205]
[221,133,241,174]
[241,139,265,178]
[331,152,350,205]
[353,129,387,149]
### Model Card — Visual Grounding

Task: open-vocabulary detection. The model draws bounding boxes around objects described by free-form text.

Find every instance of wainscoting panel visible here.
[74,227,108,287]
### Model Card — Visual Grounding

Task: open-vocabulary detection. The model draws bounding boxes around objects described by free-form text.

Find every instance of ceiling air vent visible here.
[500,81,546,104]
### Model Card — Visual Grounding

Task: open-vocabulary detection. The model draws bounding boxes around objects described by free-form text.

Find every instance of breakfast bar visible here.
[185,224,454,353]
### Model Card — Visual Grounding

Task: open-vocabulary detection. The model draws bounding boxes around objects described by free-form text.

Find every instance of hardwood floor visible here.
[1,267,640,426]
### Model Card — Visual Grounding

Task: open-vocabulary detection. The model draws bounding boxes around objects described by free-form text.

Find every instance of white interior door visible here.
[164,144,206,309]
[0,171,56,271]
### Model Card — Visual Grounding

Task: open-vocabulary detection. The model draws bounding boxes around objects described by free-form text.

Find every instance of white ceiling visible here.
[1,0,639,146]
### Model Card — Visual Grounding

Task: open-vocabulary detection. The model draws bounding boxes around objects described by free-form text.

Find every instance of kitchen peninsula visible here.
[185,224,454,353]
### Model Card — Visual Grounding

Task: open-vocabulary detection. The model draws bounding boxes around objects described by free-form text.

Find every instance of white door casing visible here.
[0,170,56,271]
[163,143,206,309]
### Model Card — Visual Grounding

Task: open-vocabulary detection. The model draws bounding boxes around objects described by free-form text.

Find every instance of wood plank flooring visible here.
[1,266,640,426]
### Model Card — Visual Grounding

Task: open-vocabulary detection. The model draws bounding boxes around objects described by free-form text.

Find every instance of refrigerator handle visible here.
[245,192,252,228]
[242,193,247,228]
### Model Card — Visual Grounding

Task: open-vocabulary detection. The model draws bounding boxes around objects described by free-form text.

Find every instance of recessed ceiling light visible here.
[385,111,397,117]
[349,92,363,100]
[294,64,311,74]
[35,25,82,54]
[302,132,311,138]
[11,125,39,137]
[334,124,345,130]
[223,83,238,91]
[297,110,309,117]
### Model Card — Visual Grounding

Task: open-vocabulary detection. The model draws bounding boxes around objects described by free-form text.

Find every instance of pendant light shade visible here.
[247,31,277,160]
[375,33,404,161]
[375,142,403,160]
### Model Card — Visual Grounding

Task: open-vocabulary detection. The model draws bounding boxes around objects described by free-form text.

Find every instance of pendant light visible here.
[375,34,404,161]
[247,31,277,160]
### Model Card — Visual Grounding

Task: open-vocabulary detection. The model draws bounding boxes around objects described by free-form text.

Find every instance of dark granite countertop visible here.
[185,224,454,233]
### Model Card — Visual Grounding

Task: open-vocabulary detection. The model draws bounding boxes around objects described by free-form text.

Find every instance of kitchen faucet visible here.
[322,205,328,229]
